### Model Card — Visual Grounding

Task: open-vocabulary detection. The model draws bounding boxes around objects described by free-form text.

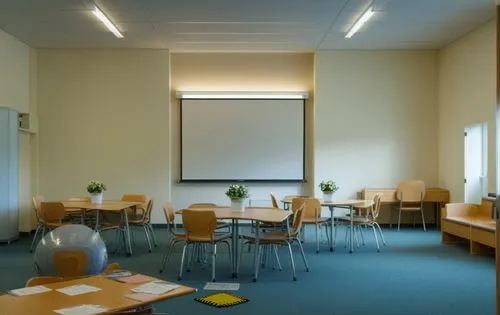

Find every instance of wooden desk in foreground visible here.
[361,187,450,226]
[0,275,196,315]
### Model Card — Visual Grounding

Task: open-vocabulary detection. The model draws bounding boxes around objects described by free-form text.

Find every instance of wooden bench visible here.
[441,197,496,255]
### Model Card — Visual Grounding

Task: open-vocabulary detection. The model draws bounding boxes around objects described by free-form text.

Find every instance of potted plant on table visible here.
[225,184,249,212]
[87,180,107,204]
[319,180,339,202]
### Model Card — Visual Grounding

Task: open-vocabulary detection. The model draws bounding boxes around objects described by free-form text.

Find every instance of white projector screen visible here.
[180,99,305,182]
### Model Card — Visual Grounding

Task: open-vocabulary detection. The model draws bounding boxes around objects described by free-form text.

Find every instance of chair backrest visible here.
[370,194,382,220]
[396,180,425,202]
[25,276,63,287]
[40,202,66,222]
[53,250,89,278]
[163,202,175,226]
[143,198,154,223]
[121,194,147,211]
[270,193,279,208]
[188,203,217,208]
[299,198,322,219]
[32,196,44,221]
[290,202,306,237]
[102,262,121,275]
[121,194,147,202]
[182,209,217,241]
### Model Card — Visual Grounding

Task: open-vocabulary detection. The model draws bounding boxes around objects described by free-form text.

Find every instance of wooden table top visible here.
[281,197,373,208]
[0,275,196,315]
[178,207,292,223]
[61,201,142,211]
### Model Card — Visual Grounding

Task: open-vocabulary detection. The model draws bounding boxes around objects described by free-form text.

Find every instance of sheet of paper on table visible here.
[9,285,52,296]
[54,304,107,315]
[56,284,101,296]
[131,281,180,295]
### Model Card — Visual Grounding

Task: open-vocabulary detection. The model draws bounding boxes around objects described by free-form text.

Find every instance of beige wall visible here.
[314,51,439,201]
[438,19,496,202]
[37,50,170,223]
[0,29,34,232]
[170,53,314,210]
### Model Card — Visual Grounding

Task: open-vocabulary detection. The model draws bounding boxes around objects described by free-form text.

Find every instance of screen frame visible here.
[179,98,306,183]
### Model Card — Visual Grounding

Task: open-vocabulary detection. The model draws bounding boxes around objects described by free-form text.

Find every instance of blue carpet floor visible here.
[0,226,495,315]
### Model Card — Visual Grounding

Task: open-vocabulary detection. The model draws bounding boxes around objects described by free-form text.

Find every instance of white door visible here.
[464,123,487,203]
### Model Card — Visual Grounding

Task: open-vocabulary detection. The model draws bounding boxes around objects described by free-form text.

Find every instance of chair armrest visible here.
[443,203,478,218]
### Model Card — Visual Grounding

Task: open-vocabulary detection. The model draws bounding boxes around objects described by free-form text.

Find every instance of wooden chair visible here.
[25,276,63,287]
[102,262,121,275]
[293,197,330,254]
[188,203,231,232]
[40,202,67,233]
[241,202,309,281]
[179,209,232,282]
[66,197,90,224]
[396,180,426,231]
[128,199,156,252]
[270,192,281,208]
[338,194,386,251]
[159,202,187,273]
[30,196,45,252]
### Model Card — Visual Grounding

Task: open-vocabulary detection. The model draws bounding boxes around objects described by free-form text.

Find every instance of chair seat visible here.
[187,233,231,242]
[338,215,372,224]
[241,231,293,243]
[302,217,329,224]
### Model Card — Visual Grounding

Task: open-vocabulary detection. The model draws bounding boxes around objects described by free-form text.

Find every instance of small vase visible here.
[91,193,103,204]
[323,192,333,202]
[230,199,245,212]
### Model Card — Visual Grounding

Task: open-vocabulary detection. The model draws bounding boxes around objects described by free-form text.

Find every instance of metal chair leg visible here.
[315,224,319,254]
[30,225,42,252]
[159,239,174,273]
[211,243,217,282]
[295,238,309,272]
[178,243,188,280]
[372,225,380,252]
[287,242,297,281]
[148,224,157,247]
[398,209,402,231]
[421,209,426,231]
[374,222,387,245]
[143,226,152,252]
[273,245,283,271]
[358,226,365,245]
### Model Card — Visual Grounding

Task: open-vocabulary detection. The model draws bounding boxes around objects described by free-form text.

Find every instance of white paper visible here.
[203,282,240,291]
[9,285,52,296]
[131,281,180,295]
[56,284,101,296]
[54,304,107,315]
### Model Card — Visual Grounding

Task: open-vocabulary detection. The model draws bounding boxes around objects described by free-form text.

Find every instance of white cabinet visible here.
[0,107,19,243]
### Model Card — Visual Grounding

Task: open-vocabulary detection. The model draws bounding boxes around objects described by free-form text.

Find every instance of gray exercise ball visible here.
[34,224,108,277]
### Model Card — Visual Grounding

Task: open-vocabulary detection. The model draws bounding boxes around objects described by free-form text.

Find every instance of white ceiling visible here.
[0,0,495,51]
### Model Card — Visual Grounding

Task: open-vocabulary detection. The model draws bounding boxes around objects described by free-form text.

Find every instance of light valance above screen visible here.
[178,92,307,182]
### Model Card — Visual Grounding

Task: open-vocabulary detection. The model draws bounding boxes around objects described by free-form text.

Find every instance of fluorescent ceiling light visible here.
[92,6,123,38]
[345,7,375,39]
[176,91,309,100]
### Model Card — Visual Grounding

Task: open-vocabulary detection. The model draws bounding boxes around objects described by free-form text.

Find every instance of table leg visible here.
[94,210,100,231]
[253,221,260,282]
[349,205,354,254]
[232,219,239,278]
[329,206,334,252]
[122,208,133,257]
